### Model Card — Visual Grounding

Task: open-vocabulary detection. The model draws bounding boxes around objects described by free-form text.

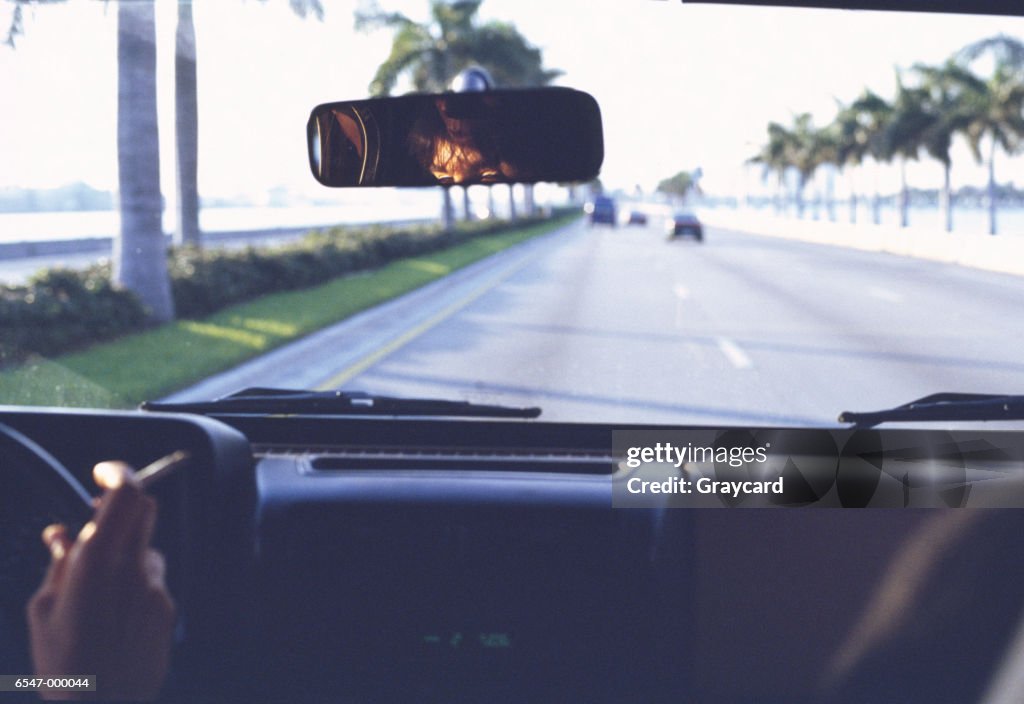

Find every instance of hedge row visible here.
[1,211,573,366]
[0,267,148,363]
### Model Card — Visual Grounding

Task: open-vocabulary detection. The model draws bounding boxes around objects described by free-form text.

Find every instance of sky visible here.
[2,0,1024,206]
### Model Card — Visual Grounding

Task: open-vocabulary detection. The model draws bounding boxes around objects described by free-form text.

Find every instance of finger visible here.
[42,523,72,561]
[93,460,140,493]
[96,461,159,561]
[88,462,149,556]
[66,485,149,594]
[37,524,72,590]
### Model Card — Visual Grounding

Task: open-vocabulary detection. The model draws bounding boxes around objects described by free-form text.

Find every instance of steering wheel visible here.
[0,422,94,615]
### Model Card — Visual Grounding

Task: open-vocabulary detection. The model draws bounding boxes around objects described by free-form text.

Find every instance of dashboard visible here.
[3,408,1024,702]
[0,409,692,702]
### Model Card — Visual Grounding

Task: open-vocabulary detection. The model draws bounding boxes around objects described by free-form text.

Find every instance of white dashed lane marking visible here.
[716,337,753,369]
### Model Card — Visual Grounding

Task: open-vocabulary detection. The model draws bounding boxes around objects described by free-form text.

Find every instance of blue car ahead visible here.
[586,196,617,226]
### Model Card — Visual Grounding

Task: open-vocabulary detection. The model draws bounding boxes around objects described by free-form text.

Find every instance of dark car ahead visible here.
[627,209,648,226]
[586,196,617,226]
[668,211,703,242]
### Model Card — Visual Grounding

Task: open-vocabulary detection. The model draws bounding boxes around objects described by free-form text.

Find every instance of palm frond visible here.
[367,23,432,95]
[4,4,23,47]
[958,34,1024,72]
[432,0,483,36]
[288,0,324,21]
[359,1,560,94]
[4,0,65,48]
[355,1,416,32]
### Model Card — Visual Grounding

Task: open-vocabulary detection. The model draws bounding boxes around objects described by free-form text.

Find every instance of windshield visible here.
[3,0,1024,425]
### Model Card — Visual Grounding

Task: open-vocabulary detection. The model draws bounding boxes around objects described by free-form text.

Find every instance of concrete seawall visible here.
[700,210,1024,278]
[0,219,433,260]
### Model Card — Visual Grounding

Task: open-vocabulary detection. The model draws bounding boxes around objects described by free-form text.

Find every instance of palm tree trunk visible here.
[810,175,819,221]
[826,167,836,222]
[487,185,495,218]
[796,177,806,218]
[462,186,473,221]
[441,188,454,232]
[872,159,882,225]
[524,184,535,217]
[898,158,909,228]
[174,0,201,247]
[940,161,952,233]
[508,184,517,220]
[847,169,857,224]
[115,0,174,323]
[987,135,998,236]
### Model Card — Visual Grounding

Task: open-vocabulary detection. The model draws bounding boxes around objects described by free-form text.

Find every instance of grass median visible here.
[1,214,579,408]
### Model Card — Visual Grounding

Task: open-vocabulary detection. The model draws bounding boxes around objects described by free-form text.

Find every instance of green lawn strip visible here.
[1,215,578,408]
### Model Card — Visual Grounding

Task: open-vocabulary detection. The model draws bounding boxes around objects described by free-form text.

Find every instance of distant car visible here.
[668,211,703,241]
[627,210,648,226]
[585,196,617,226]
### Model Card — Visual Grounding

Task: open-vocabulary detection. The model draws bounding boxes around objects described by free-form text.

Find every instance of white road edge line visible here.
[716,337,753,369]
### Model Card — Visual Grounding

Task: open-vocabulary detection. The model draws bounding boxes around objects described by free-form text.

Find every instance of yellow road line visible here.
[314,254,538,390]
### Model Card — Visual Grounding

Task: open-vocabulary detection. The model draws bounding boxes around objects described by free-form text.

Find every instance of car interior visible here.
[3,0,1024,702]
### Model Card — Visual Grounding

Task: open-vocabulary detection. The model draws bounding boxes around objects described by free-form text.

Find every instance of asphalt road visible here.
[171,216,1024,426]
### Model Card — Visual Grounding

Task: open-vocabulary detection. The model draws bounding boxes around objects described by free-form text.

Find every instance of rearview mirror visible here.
[307,88,603,188]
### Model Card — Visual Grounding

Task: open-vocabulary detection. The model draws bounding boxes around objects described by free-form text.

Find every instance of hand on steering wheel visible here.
[0,423,176,700]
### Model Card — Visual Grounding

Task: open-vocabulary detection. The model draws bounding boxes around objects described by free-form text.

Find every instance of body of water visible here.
[0,185,560,244]
[0,192,442,243]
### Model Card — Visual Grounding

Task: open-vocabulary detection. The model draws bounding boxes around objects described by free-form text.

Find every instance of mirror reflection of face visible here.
[429,140,509,186]
[418,98,516,186]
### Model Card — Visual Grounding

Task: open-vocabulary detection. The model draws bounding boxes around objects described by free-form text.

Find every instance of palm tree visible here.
[6,0,174,321]
[831,101,872,224]
[355,0,561,227]
[784,113,828,219]
[911,60,976,232]
[357,1,560,96]
[749,122,792,215]
[174,1,200,247]
[955,35,1024,235]
[810,125,839,221]
[116,0,174,322]
[173,0,324,248]
[848,89,894,225]
[882,73,930,228]
[656,170,696,208]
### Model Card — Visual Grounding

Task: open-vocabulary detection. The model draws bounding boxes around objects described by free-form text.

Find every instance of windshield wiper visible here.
[141,387,541,419]
[839,393,1024,428]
